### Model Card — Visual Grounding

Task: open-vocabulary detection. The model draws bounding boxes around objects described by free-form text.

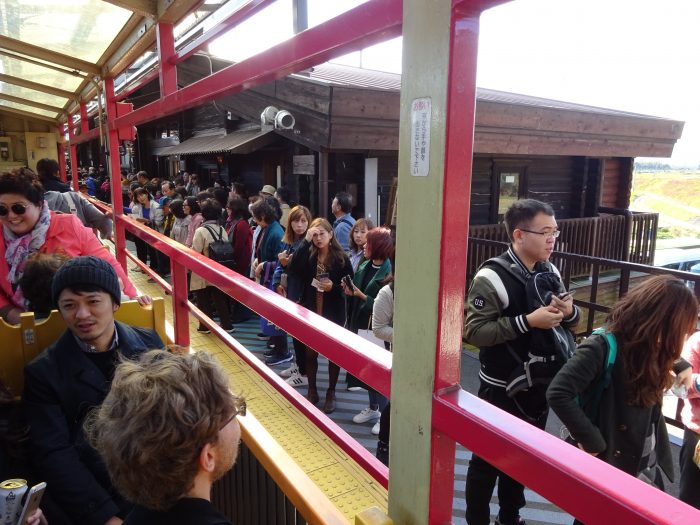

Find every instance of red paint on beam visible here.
[432,391,700,524]
[157,23,177,96]
[67,116,79,191]
[57,123,67,182]
[112,0,402,129]
[69,127,100,146]
[115,67,160,102]
[80,101,89,134]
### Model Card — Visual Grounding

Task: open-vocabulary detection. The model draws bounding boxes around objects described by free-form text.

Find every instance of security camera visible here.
[260,106,279,126]
[274,110,295,130]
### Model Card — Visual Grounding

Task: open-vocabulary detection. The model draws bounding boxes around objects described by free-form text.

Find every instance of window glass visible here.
[498,172,520,218]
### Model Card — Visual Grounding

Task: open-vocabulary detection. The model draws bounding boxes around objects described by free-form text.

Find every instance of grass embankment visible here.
[631,170,700,239]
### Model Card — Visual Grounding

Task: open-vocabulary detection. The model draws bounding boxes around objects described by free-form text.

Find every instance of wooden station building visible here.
[76,56,682,265]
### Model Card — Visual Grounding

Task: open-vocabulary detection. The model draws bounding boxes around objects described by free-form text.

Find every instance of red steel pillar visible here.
[67,115,79,190]
[80,101,89,134]
[157,22,177,96]
[104,77,127,268]
[428,3,482,522]
[157,20,188,346]
[389,0,486,522]
[57,123,67,182]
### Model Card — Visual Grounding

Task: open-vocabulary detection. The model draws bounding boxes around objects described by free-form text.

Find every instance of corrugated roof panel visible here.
[158,129,274,156]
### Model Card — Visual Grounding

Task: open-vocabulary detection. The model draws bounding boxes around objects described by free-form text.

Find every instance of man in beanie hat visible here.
[23,256,164,525]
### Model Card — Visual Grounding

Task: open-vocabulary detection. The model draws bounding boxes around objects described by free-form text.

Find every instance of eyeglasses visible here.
[220,399,246,430]
[520,228,560,239]
[0,203,29,216]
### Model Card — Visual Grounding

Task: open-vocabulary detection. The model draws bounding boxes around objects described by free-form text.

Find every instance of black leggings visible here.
[680,427,700,509]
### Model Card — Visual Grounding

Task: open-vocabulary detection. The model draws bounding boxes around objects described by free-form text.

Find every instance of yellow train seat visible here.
[0,298,167,397]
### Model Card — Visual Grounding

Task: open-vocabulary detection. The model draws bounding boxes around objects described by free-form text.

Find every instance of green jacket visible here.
[348,258,392,332]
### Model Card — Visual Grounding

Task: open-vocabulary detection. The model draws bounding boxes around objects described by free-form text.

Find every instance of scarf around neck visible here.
[4,201,52,308]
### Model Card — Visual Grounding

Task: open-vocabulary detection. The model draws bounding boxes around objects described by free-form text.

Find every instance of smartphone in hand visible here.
[16,482,46,525]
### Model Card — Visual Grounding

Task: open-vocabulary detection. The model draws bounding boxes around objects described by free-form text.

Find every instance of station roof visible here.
[0,0,219,124]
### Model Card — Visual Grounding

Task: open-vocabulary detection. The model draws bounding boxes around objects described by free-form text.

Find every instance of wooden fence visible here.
[468,211,658,279]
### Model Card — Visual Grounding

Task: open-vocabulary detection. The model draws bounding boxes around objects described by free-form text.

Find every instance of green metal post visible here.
[389,0,483,523]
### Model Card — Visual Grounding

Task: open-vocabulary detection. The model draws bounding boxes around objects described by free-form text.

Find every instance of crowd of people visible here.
[1,159,700,524]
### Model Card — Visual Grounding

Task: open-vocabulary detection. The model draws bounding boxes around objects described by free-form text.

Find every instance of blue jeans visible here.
[368,388,388,412]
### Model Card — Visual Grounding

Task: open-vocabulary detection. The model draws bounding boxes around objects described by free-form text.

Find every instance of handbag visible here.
[358,319,384,348]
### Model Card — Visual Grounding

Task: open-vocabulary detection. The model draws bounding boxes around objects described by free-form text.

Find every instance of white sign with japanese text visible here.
[410,97,431,177]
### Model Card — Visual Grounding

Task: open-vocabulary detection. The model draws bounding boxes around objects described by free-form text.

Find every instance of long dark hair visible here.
[607,275,698,407]
[308,218,346,271]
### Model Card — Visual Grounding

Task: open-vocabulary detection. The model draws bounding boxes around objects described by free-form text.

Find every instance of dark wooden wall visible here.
[600,157,633,209]
[469,154,590,225]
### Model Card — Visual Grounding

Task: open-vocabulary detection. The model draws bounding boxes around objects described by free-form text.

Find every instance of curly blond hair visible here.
[86,350,242,511]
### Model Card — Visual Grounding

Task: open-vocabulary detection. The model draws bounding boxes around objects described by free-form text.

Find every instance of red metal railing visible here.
[91,200,391,487]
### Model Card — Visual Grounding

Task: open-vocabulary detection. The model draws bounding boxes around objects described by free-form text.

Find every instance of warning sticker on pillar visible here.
[410,97,431,177]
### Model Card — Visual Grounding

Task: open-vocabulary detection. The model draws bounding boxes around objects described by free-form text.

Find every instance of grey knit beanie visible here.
[52,256,122,306]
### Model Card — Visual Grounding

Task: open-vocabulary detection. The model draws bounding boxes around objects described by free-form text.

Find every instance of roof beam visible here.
[157,0,205,24]
[100,0,158,18]
[0,73,74,100]
[112,0,403,129]
[0,106,59,124]
[0,93,63,115]
[0,35,101,75]
[71,1,203,107]
[0,49,89,80]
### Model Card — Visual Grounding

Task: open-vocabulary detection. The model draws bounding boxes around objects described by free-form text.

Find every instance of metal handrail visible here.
[432,390,700,524]
[92,199,390,487]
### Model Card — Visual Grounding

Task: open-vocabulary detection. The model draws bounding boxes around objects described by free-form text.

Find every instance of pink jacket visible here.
[185,213,203,248]
[0,212,138,311]
[681,331,700,434]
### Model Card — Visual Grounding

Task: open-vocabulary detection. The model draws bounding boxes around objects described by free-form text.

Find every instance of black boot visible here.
[376,440,389,466]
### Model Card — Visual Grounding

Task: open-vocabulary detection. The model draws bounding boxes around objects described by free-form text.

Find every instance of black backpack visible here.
[204,225,236,270]
[482,257,577,419]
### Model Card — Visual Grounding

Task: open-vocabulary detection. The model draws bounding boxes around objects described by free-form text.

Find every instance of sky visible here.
[209,0,700,166]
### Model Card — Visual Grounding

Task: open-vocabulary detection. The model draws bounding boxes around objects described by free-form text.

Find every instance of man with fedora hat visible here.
[23,256,164,525]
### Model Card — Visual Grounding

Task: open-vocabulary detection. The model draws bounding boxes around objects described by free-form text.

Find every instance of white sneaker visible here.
[371,421,380,435]
[280,364,298,378]
[353,407,381,424]
[285,372,308,388]
[347,386,363,392]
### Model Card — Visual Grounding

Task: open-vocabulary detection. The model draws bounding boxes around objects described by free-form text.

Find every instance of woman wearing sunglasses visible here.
[0,168,147,324]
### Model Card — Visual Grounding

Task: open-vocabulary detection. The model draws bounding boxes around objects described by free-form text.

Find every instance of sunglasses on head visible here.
[0,203,29,216]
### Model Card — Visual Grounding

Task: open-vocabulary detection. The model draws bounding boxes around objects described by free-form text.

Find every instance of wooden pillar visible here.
[318,150,329,218]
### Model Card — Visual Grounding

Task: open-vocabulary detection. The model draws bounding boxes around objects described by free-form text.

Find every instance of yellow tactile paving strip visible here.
[128,264,388,521]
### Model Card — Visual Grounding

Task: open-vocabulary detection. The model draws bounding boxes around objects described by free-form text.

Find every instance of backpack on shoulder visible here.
[578,328,617,423]
[482,257,577,417]
[204,225,236,270]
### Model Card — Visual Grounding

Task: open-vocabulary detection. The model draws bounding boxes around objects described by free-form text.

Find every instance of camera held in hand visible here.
[342,275,355,291]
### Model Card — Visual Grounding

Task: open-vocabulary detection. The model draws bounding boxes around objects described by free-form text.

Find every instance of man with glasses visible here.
[463,199,579,525]
[88,350,244,525]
